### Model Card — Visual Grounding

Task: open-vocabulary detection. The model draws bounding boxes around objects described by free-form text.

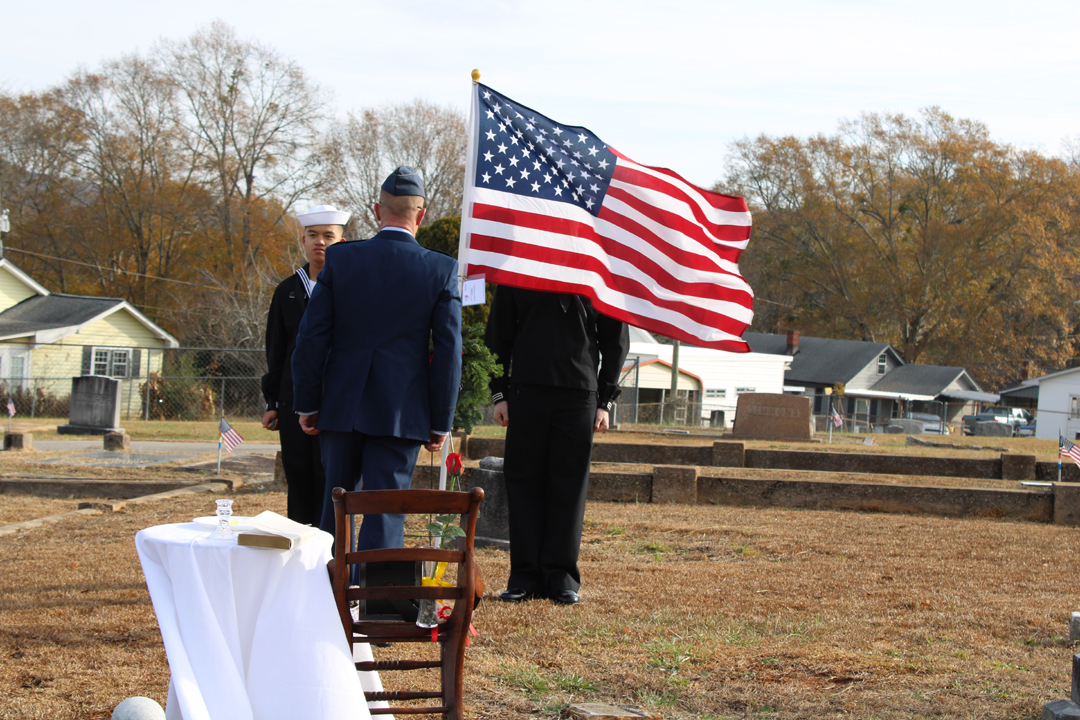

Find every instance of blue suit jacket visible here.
[291,229,462,441]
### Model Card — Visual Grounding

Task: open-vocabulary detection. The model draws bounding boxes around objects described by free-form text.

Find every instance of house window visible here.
[1071,396,1080,419]
[878,353,887,374]
[705,389,727,399]
[91,348,131,378]
[735,387,756,395]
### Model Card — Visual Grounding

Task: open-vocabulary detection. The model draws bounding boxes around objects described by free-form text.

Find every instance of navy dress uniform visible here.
[485,286,629,604]
[292,167,463,551]
[262,205,350,527]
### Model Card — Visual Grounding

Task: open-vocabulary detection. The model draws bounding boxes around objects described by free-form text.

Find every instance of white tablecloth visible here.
[136,522,381,720]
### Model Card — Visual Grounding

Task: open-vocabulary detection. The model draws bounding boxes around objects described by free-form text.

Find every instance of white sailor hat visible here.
[296,205,351,227]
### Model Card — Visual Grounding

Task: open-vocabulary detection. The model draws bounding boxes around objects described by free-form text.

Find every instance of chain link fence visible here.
[0,346,266,421]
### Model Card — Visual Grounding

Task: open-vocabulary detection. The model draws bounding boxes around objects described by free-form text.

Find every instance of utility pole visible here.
[0,175,7,258]
[666,339,680,424]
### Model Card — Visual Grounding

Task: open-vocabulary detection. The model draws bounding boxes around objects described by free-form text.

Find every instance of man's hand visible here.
[593,408,610,433]
[261,409,279,431]
[299,413,320,435]
[493,400,509,428]
[424,432,447,453]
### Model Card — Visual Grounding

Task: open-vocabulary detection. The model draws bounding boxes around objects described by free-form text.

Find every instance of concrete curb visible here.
[0,480,235,537]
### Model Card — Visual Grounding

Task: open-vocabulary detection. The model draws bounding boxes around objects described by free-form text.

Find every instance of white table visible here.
[136,522,384,720]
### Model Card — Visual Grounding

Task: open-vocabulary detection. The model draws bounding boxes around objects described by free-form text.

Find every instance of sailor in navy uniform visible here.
[261,205,349,527]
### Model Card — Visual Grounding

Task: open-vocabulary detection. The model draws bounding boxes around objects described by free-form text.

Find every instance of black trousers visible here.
[277,401,326,527]
[503,385,595,595]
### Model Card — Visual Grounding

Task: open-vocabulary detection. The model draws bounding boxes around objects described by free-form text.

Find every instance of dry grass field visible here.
[0,430,1077,719]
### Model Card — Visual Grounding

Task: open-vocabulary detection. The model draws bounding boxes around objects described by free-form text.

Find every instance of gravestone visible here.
[58,376,124,435]
[973,421,1013,437]
[732,393,812,441]
[886,418,926,435]
[104,432,130,451]
[4,433,32,451]
[469,456,509,548]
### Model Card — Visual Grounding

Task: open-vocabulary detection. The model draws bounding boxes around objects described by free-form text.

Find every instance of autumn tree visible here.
[323,100,467,235]
[58,57,212,310]
[0,88,88,290]
[723,109,1080,388]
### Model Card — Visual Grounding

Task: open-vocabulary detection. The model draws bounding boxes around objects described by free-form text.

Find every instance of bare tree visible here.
[160,21,330,266]
[323,99,466,235]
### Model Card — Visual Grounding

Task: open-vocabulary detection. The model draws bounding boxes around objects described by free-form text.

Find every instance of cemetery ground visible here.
[0,423,1076,719]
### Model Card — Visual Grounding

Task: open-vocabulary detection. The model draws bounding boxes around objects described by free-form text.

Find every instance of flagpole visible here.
[828,395,834,445]
[439,434,453,492]
[455,69,481,292]
[217,417,224,475]
[1059,435,1062,482]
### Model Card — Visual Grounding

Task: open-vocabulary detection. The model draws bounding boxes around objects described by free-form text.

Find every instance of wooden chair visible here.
[329,486,484,720]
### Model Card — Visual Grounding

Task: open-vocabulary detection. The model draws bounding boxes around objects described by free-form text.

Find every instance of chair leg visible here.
[439,618,467,720]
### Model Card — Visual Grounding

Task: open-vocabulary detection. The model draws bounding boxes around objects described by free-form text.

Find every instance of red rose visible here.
[445,452,463,477]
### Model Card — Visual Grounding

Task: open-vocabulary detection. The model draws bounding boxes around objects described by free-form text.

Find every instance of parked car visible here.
[1017,418,1037,437]
[961,406,1033,436]
[903,411,948,435]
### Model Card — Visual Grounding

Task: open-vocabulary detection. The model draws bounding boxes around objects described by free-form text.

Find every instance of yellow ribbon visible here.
[421,562,449,587]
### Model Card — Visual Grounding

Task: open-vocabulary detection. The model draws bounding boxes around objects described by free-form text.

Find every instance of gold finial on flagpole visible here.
[471,69,481,84]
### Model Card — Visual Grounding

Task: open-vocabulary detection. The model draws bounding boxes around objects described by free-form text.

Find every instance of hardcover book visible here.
[236,511,318,550]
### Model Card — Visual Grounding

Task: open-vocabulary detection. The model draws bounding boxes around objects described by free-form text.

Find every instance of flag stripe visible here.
[608,148,752,217]
[219,418,244,454]
[469,196,753,300]
[611,161,752,245]
[468,233,752,338]
[468,246,751,347]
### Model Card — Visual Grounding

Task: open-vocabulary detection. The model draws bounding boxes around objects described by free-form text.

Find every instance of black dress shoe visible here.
[549,590,580,605]
[498,588,539,602]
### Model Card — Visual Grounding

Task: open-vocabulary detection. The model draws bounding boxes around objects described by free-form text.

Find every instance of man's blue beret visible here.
[381,165,426,198]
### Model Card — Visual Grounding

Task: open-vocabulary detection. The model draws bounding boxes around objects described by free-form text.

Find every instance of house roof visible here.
[0,258,50,297]
[0,293,179,347]
[634,358,703,383]
[868,364,970,396]
[1019,364,1080,385]
[743,332,895,386]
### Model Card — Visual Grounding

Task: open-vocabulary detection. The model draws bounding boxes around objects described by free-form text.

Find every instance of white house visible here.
[1023,366,1080,441]
[624,327,789,427]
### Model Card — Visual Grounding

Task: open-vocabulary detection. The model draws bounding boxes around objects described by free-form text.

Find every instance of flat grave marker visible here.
[33,452,199,469]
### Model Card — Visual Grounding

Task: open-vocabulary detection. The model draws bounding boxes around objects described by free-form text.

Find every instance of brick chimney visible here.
[786,330,800,355]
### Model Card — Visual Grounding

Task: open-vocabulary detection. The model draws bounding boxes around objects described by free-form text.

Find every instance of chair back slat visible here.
[345,547,464,565]
[339,488,475,516]
[346,586,465,602]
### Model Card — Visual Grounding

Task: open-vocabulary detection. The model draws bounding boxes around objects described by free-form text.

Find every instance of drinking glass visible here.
[210,499,234,540]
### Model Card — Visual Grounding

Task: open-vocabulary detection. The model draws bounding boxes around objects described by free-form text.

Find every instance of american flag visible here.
[1060,436,1080,465]
[460,83,754,352]
[5,398,14,418]
[830,405,843,428]
[219,418,244,453]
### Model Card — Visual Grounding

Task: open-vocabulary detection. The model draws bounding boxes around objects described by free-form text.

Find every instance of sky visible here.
[3,0,1078,189]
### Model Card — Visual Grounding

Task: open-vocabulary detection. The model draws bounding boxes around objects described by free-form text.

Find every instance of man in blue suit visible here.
[291,166,462,550]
